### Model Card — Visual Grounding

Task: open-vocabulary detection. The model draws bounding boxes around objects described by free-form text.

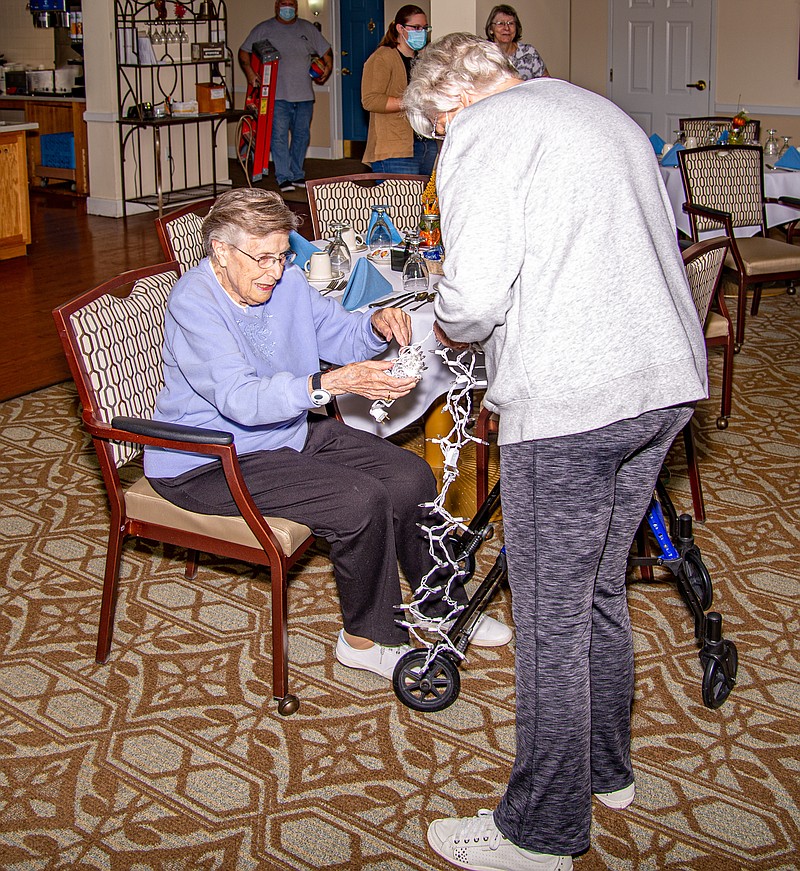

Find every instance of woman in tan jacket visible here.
[361,4,438,177]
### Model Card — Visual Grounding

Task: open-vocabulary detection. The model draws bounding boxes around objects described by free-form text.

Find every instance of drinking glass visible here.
[402,235,429,294]
[367,205,392,254]
[764,129,780,157]
[779,136,792,156]
[326,222,351,274]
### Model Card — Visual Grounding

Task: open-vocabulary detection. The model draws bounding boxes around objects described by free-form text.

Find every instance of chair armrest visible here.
[769,196,800,211]
[682,202,733,227]
[112,416,233,446]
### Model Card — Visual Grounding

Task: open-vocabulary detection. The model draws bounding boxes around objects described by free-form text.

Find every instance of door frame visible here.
[606,0,717,123]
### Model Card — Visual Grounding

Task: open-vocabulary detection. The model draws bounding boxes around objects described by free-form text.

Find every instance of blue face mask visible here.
[278,6,296,21]
[405,29,427,51]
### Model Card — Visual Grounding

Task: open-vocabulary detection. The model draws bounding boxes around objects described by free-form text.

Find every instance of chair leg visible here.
[718,340,734,429]
[96,527,125,663]
[634,523,653,582]
[185,549,199,580]
[750,283,762,316]
[682,421,706,523]
[735,278,748,351]
[475,426,490,508]
[271,562,298,716]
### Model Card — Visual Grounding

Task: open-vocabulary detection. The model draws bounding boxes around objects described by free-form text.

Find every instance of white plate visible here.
[304,268,344,284]
[366,249,392,265]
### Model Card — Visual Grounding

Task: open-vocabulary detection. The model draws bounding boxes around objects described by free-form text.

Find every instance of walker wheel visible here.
[701,642,738,709]
[683,549,713,611]
[393,648,461,712]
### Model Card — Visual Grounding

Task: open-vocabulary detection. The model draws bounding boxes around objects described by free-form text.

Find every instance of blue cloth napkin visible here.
[340,257,393,311]
[649,133,666,155]
[660,142,685,167]
[775,147,800,170]
[366,211,403,245]
[289,231,321,270]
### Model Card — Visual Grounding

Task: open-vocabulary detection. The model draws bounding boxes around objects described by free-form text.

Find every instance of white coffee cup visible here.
[340,227,364,252]
[307,250,333,280]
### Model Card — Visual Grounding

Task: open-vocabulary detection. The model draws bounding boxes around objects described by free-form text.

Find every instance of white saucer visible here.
[304,268,344,284]
[366,249,392,265]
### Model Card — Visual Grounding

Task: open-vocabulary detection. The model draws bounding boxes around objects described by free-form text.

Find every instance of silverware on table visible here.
[397,291,432,309]
[321,278,347,295]
[410,292,437,311]
[369,291,413,308]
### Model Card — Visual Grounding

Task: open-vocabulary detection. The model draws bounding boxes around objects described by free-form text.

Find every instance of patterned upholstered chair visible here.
[154,198,215,273]
[678,144,800,349]
[472,239,731,521]
[52,263,315,716]
[679,116,761,145]
[305,173,428,241]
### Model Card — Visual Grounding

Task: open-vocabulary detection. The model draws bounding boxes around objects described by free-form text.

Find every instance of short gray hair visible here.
[202,188,299,257]
[402,33,517,137]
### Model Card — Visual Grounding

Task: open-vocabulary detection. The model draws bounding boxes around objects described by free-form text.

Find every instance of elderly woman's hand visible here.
[322,359,420,401]
[371,307,412,347]
[433,321,471,351]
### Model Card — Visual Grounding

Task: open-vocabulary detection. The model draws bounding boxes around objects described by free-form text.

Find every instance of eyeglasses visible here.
[430,111,452,141]
[231,244,296,270]
[403,24,432,33]
[492,20,516,28]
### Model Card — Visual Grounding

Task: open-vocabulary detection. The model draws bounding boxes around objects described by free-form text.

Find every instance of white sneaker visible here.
[335,630,412,679]
[427,810,573,871]
[416,614,513,648]
[594,782,635,809]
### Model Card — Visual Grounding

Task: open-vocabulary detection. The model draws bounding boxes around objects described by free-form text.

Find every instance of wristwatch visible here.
[309,371,332,407]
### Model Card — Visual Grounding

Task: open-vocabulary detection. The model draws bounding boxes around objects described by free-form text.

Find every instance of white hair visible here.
[402,32,518,137]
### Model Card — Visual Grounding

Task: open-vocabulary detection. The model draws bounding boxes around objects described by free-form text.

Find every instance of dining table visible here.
[659,163,800,237]
[309,243,483,510]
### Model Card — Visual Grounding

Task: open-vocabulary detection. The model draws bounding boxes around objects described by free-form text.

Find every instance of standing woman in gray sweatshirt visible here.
[403,34,707,871]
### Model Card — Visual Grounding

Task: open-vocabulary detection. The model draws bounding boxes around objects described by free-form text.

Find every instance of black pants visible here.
[149,416,460,645]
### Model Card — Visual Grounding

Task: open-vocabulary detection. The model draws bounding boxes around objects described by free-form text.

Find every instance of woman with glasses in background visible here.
[362,4,438,178]
[485,3,549,80]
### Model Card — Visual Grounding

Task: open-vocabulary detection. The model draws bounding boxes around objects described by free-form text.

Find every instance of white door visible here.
[609,0,713,142]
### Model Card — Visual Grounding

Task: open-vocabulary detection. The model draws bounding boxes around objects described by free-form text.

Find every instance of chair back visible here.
[154,198,214,273]
[678,145,767,237]
[682,238,729,326]
[53,263,180,468]
[305,173,428,240]
[679,116,761,144]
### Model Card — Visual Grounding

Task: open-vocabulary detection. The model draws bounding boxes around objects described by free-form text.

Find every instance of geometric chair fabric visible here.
[154,198,215,274]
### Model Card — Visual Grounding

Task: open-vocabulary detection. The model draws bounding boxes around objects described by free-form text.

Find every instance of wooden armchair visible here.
[154,198,215,274]
[305,173,427,240]
[52,262,316,715]
[678,144,800,349]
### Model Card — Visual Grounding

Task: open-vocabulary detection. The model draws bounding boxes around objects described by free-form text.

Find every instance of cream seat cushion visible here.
[125,476,312,556]
[728,237,800,276]
[704,312,730,340]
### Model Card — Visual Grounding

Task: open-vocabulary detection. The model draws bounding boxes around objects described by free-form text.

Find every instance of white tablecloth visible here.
[660,164,800,237]
[322,248,455,437]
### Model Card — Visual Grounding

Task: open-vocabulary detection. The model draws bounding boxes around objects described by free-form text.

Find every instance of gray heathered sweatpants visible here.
[494,404,693,856]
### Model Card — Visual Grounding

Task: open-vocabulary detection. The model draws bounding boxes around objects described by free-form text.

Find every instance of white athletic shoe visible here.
[594,782,635,809]
[416,614,513,647]
[427,809,573,871]
[334,630,412,679]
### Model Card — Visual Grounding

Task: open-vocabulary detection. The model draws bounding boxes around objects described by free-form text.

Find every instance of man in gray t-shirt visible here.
[239,0,332,192]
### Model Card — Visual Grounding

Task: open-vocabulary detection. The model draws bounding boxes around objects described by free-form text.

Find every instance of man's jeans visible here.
[271,99,314,185]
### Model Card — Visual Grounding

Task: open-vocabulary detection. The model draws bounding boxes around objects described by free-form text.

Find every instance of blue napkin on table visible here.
[649,133,666,155]
[289,231,321,271]
[366,211,403,245]
[340,257,393,311]
[660,142,685,167]
[775,147,800,170]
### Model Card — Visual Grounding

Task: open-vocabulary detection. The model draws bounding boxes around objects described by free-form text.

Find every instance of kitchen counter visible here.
[0,93,85,102]
[0,122,40,132]
[0,96,88,195]
[0,123,38,259]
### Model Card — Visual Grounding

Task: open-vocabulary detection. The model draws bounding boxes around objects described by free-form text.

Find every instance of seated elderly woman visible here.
[144,189,510,680]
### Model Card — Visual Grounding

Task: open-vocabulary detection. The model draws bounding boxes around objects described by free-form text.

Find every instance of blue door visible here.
[339,0,383,141]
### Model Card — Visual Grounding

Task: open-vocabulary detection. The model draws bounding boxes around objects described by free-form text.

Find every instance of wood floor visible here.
[0,157,368,401]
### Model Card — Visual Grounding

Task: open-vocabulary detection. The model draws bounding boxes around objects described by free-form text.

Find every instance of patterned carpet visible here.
[0,289,798,870]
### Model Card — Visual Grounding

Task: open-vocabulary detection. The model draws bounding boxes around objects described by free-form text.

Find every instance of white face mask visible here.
[278,5,296,21]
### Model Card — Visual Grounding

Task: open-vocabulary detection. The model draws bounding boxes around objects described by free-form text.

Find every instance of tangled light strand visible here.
[399,346,486,660]
[369,336,430,423]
